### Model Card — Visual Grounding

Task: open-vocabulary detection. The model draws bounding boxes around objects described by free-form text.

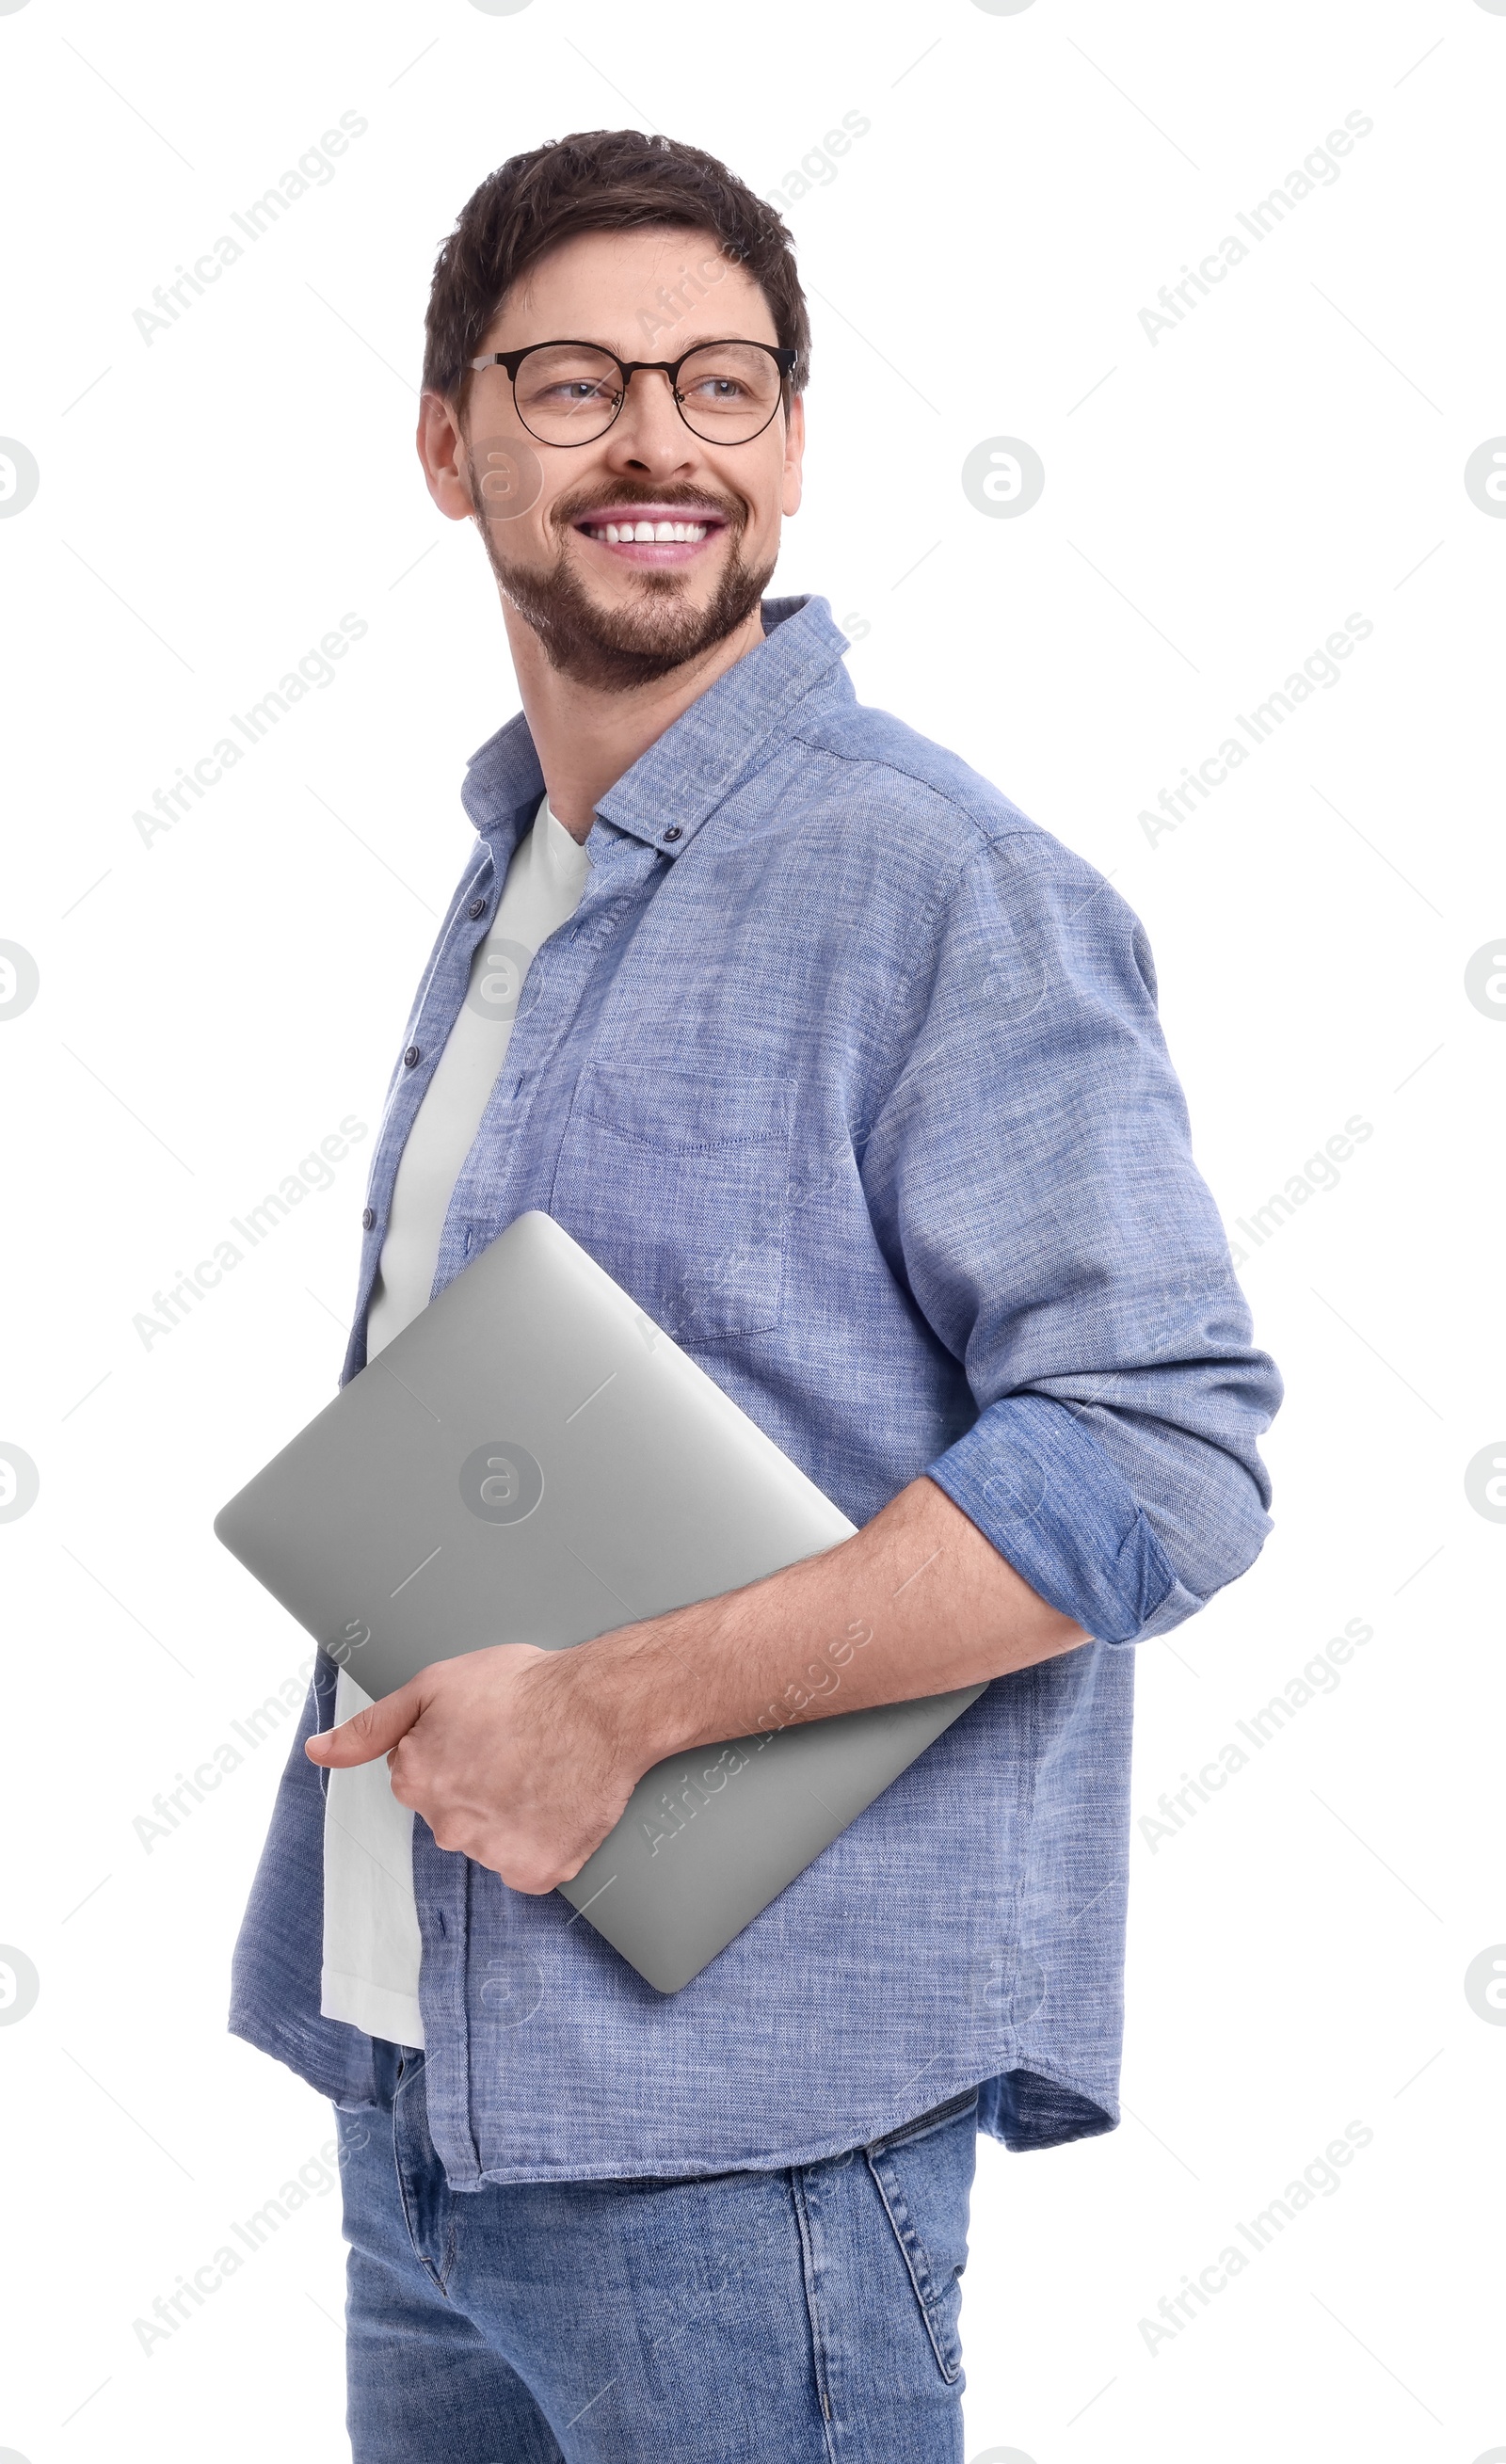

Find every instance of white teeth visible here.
[590,518,711,544]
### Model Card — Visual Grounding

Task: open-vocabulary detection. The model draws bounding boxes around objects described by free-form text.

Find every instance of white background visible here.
[1,1,1502,2456]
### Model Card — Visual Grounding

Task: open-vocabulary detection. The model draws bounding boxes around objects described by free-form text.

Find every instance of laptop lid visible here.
[214,1210,983,1992]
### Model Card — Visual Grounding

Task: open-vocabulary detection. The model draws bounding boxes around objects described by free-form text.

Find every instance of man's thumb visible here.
[305,1685,421,1768]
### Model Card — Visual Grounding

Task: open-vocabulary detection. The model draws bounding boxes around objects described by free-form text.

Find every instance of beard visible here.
[472,471,777,693]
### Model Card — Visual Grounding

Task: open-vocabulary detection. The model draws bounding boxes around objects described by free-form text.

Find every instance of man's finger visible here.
[305,1683,424,1768]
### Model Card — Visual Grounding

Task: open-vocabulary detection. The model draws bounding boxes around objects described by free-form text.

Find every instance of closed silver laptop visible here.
[214,1209,983,1992]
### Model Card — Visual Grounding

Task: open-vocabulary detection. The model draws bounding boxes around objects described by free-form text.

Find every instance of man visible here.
[230,128,1281,2461]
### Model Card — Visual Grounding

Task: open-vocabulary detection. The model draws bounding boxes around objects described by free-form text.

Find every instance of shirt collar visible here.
[459,594,852,866]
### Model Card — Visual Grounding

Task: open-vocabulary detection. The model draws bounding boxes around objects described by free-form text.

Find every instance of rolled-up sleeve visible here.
[859,826,1282,1644]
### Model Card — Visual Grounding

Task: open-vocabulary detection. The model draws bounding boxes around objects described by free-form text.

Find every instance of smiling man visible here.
[230,129,1281,2463]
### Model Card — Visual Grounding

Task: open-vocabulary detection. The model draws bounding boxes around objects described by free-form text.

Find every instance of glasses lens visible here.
[675,344,783,440]
[513,345,623,443]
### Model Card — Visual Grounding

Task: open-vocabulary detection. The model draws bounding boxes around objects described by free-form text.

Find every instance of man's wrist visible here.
[554,1601,729,1780]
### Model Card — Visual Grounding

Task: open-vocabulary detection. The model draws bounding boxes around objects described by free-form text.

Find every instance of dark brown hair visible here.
[422,128,810,422]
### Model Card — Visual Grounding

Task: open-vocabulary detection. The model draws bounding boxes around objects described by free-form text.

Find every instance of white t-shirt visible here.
[320,795,589,2047]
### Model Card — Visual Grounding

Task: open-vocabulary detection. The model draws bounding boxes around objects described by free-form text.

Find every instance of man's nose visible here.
[606,367,696,466]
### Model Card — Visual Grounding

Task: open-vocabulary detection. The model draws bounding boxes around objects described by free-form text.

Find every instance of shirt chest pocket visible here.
[550,1063,793,1345]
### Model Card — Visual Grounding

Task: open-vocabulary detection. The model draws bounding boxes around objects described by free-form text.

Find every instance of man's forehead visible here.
[483,227,776,347]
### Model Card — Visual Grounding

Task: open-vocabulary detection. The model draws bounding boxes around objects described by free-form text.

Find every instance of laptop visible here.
[214,1209,984,1992]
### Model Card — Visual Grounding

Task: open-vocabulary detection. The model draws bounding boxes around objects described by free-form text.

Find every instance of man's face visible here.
[431,227,804,691]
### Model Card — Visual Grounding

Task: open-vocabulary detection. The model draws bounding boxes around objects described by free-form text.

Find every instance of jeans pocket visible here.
[864,2088,980,2384]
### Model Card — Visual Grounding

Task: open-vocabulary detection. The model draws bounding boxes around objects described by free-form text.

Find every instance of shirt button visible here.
[468,897,488,920]
[663,825,682,842]
[404,1045,422,1067]
[361,1207,376,1231]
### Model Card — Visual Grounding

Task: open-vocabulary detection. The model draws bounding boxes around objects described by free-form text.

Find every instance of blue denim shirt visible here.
[229,594,1280,2184]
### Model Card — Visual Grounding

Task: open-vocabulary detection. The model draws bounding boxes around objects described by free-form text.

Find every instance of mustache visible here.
[549,481,747,534]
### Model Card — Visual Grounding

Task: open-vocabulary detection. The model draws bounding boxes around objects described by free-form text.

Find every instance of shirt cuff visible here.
[925,1392,1182,1644]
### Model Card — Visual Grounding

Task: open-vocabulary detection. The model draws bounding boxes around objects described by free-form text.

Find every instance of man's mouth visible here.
[570,504,732,564]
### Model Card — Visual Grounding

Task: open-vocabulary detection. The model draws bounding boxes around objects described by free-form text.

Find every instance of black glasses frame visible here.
[467,338,798,447]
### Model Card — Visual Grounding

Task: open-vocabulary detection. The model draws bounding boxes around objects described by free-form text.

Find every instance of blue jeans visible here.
[335,2042,979,2461]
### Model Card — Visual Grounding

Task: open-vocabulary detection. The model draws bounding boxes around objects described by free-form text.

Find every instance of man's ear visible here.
[417,390,475,522]
[781,392,806,519]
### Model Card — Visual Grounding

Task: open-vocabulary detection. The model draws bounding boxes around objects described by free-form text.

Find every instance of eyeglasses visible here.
[467,339,797,448]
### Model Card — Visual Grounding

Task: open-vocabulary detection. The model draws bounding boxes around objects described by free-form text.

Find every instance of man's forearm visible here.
[565,1474,1091,1769]
[311,1477,1095,1894]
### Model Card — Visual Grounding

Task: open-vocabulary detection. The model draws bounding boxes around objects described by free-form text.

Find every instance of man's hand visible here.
[304,1642,645,1893]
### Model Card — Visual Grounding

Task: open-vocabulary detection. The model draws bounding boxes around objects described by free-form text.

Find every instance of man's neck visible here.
[502,600,767,845]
